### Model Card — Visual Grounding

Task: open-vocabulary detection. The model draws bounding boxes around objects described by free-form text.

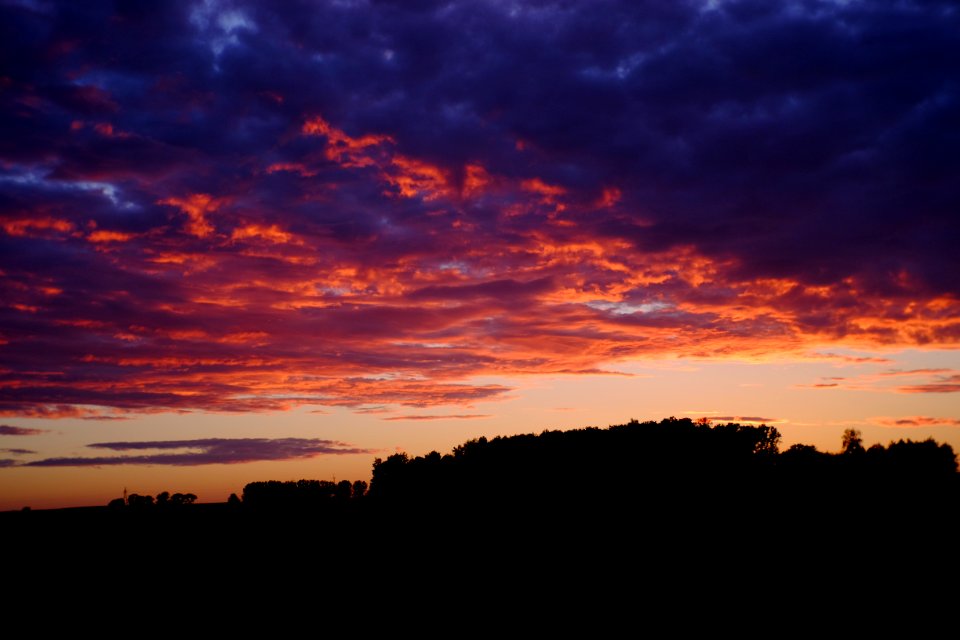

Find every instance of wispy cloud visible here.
[799,370,960,394]
[879,368,954,377]
[381,414,491,421]
[874,416,960,427]
[812,353,894,365]
[0,425,47,436]
[709,416,779,424]
[23,438,373,467]
[897,374,960,394]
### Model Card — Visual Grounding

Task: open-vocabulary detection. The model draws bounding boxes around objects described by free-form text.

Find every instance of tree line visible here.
[105,417,959,512]
[107,490,197,509]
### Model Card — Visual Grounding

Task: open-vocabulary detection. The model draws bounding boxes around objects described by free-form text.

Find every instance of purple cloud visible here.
[876,416,960,427]
[1,448,36,455]
[898,375,960,394]
[0,425,47,436]
[0,0,958,419]
[24,437,373,467]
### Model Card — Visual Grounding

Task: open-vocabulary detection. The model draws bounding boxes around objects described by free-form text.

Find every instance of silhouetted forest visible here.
[7,417,959,600]
[54,415,954,551]
[9,417,959,518]
[361,417,959,531]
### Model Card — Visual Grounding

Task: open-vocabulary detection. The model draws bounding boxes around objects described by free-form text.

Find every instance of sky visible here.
[1,0,958,510]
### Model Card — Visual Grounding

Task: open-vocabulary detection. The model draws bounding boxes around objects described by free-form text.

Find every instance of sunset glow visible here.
[1,0,957,510]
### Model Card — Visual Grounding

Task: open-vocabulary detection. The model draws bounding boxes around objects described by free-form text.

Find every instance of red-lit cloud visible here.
[159,193,224,238]
[2,129,958,417]
[1,1,958,421]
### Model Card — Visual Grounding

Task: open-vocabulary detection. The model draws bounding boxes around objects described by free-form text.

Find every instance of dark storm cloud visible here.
[1,0,958,416]
[25,437,373,466]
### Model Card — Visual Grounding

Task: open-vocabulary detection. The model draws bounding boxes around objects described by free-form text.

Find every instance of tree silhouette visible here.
[841,429,864,455]
[352,480,368,499]
[127,493,154,508]
[336,479,352,500]
[366,417,795,508]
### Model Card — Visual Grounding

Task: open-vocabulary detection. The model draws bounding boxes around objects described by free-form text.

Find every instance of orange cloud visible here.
[88,229,134,243]
[385,156,452,200]
[0,404,124,420]
[302,115,392,167]
[159,193,225,238]
[299,115,476,202]
[381,414,492,421]
[231,223,296,244]
[522,178,566,198]
[2,217,74,237]
[463,163,491,197]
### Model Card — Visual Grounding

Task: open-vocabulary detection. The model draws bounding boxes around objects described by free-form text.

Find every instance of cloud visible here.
[381,414,492,421]
[0,425,47,436]
[898,374,960,394]
[875,416,960,427]
[813,353,894,365]
[24,437,373,467]
[879,368,954,377]
[798,370,960,394]
[0,448,35,455]
[709,416,778,424]
[796,380,842,389]
[1,1,958,418]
